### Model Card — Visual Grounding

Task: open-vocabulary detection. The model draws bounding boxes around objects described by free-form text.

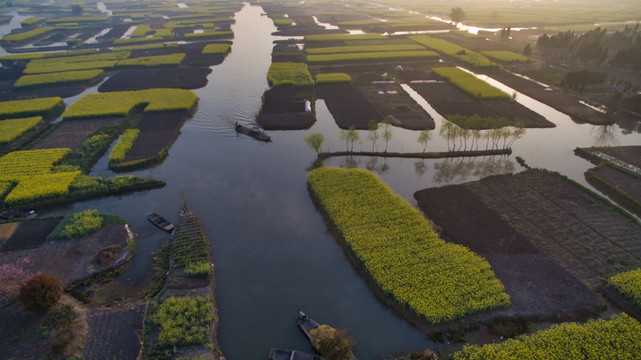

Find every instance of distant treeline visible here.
[537,25,641,71]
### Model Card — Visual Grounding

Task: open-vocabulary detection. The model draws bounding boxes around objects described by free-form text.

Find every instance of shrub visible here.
[17,273,62,313]
[48,209,104,240]
[43,304,77,330]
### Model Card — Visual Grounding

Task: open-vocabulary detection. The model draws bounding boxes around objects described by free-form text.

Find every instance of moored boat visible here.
[147,212,174,232]
[268,348,326,360]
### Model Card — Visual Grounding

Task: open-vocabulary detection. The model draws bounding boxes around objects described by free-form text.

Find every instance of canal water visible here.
[3,3,641,359]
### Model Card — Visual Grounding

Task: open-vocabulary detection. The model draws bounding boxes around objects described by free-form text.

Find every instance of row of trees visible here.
[305,117,525,155]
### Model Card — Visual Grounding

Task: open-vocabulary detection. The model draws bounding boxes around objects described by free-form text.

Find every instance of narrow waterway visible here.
[6,3,641,359]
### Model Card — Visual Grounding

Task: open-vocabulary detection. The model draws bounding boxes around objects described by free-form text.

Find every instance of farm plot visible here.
[0,224,130,287]
[62,89,198,120]
[116,111,190,170]
[0,116,44,145]
[414,183,603,320]
[31,118,125,150]
[585,164,641,218]
[480,68,607,125]
[315,84,381,129]
[98,67,212,91]
[84,304,146,360]
[0,97,64,119]
[308,167,510,325]
[461,169,641,289]
[0,218,61,252]
[410,78,554,129]
[13,69,105,89]
[408,35,495,68]
[359,83,435,130]
[257,86,315,130]
[267,62,313,87]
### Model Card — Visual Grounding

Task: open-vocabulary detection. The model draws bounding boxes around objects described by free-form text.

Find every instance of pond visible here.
[6,3,641,360]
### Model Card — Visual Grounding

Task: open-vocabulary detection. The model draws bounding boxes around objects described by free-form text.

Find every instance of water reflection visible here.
[414,160,428,177]
[433,156,515,183]
[591,124,619,146]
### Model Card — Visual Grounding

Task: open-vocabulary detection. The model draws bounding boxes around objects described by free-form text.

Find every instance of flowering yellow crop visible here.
[0,116,43,144]
[453,313,641,359]
[4,171,80,205]
[307,167,509,324]
[0,149,70,182]
[609,268,641,307]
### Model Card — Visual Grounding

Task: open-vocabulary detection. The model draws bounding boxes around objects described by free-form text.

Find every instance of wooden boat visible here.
[296,311,357,360]
[235,123,271,142]
[147,212,174,232]
[296,311,321,341]
[269,348,326,360]
[0,210,36,220]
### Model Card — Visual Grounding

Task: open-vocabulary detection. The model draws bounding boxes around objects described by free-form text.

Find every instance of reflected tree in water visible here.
[433,155,515,183]
[415,160,428,177]
[591,124,619,146]
[367,120,379,152]
[381,119,393,152]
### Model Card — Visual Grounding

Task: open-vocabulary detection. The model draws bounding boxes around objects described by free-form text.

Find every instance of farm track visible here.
[84,303,147,360]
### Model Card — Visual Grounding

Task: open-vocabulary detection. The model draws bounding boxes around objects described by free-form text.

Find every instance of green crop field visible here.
[267,62,313,87]
[21,17,45,26]
[409,35,495,67]
[308,167,510,324]
[112,43,179,52]
[0,49,96,62]
[109,129,140,165]
[481,51,530,63]
[315,73,352,85]
[202,43,231,54]
[4,171,80,205]
[24,60,118,74]
[0,148,71,182]
[0,97,63,119]
[14,69,104,88]
[0,116,43,144]
[308,50,439,64]
[184,31,233,40]
[453,314,641,360]
[306,43,426,54]
[117,53,186,67]
[62,89,198,119]
[1,27,54,42]
[433,67,509,99]
[273,18,293,26]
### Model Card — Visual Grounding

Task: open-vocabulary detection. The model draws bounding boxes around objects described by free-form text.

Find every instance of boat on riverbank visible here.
[147,212,174,232]
[235,122,272,142]
[296,311,357,360]
[269,348,326,360]
[297,311,321,340]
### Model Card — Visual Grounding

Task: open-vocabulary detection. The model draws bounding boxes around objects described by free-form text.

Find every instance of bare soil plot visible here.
[125,111,190,162]
[480,68,608,125]
[414,184,603,321]
[0,218,61,252]
[0,302,56,359]
[587,164,641,218]
[0,224,130,288]
[31,118,124,150]
[258,86,315,130]
[580,146,641,168]
[0,83,88,101]
[84,303,146,360]
[98,67,212,91]
[315,84,381,129]
[359,83,435,130]
[464,170,641,290]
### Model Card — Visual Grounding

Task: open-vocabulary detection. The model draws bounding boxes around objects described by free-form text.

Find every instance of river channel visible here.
[6,3,641,359]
